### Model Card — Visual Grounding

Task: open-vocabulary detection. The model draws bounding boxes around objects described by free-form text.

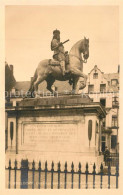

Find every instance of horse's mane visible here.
[69,39,83,55]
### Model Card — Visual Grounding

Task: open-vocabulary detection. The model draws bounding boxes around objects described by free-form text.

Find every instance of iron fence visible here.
[105,153,119,167]
[6,159,119,189]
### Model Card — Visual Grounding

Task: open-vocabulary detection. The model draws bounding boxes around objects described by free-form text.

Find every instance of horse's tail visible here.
[28,69,38,92]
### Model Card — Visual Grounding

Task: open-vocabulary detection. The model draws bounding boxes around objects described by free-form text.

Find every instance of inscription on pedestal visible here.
[23,123,78,146]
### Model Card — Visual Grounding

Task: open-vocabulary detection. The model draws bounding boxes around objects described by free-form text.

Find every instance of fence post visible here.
[58,162,61,189]
[38,161,41,189]
[100,163,103,189]
[44,161,47,189]
[78,162,81,189]
[51,161,54,189]
[93,163,96,189]
[116,163,119,188]
[32,160,35,189]
[64,162,67,189]
[71,162,74,189]
[14,160,17,189]
[108,164,111,189]
[8,159,11,189]
[85,163,89,189]
[21,159,28,189]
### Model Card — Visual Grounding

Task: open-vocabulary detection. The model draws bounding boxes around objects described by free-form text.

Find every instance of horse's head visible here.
[81,37,89,62]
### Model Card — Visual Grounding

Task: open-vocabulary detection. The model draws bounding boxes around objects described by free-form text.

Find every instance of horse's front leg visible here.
[71,68,87,89]
[72,77,79,94]
[33,75,46,98]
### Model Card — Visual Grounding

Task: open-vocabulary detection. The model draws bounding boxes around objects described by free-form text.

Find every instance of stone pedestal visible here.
[6,95,106,171]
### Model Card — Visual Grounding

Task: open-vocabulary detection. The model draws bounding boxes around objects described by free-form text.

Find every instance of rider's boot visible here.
[60,61,66,76]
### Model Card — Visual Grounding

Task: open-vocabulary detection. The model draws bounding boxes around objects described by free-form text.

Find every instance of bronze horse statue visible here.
[29,37,89,96]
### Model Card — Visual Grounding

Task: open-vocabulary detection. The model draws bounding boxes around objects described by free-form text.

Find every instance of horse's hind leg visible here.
[46,76,56,95]
[72,77,79,94]
[33,75,46,97]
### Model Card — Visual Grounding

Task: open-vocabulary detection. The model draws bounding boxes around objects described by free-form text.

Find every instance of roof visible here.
[103,73,119,82]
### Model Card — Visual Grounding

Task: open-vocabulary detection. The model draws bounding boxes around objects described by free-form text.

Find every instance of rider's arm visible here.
[51,39,60,50]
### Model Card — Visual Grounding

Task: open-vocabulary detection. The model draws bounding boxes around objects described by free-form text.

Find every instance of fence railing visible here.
[104,153,119,167]
[6,159,119,189]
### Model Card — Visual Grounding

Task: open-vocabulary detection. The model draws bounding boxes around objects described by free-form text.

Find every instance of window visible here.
[111,135,117,149]
[10,122,14,145]
[111,79,118,86]
[88,85,94,93]
[100,84,106,92]
[112,96,119,107]
[93,73,98,79]
[100,98,106,107]
[101,136,106,152]
[88,120,92,146]
[112,115,118,127]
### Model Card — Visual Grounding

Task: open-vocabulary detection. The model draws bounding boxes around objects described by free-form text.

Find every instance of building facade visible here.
[82,65,119,153]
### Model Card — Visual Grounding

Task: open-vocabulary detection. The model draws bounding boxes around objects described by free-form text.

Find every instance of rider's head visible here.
[53,29,60,41]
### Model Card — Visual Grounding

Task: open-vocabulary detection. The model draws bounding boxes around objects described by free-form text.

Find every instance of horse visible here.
[29,37,89,96]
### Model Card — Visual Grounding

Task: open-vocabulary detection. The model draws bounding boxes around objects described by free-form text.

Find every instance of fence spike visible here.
[58,161,61,171]
[78,162,81,172]
[9,159,11,168]
[51,161,54,170]
[65,162,67,171]
[108,164,111,174]
[71,162,74,172]
[39,161,41,169]
[100,163,103,173]
[32,160,35,169]
[85,163,89,173]
[116,163,119,174]
[93,163,96,173]
[45,161,47,170]
[14,159,17,168]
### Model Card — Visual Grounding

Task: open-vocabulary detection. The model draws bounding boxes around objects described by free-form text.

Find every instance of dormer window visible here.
[93,73,98,79]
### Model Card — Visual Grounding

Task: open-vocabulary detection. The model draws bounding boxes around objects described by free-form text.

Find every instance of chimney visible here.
[10,65,13,75]
[31,77,34,82]
[118,65,120,73]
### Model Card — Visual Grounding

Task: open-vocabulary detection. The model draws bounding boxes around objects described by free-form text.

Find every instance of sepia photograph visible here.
[1,0,122,192]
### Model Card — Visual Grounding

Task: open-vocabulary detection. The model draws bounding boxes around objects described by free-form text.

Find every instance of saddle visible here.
[49,59,60,66]
[49,51,69,67]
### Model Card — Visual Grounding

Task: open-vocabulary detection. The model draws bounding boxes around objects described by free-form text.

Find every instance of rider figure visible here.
[51,29,67,76]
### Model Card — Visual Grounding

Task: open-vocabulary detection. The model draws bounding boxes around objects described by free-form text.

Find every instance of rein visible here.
[69,54,87,63]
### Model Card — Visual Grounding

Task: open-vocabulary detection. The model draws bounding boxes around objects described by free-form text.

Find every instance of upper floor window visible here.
[111,79,118,86]
[100,98,106,107]
[112,115,118,127]
[88,85,94,93]
[112,96,119,107]
[111,135,117,149]
[93,73,98,79]
[100,84,106,92]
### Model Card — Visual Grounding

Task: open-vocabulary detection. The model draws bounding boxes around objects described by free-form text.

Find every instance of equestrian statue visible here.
[29,29,89,96]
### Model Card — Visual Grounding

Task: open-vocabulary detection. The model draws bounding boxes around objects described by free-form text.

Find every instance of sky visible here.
[5,5,119,81]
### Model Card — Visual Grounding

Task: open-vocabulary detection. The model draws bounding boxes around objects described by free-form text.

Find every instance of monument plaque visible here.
[23,122,78,146]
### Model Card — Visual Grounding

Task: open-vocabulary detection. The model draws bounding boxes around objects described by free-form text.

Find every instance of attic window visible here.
[111,79,118,86]
[93,73,98,79]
